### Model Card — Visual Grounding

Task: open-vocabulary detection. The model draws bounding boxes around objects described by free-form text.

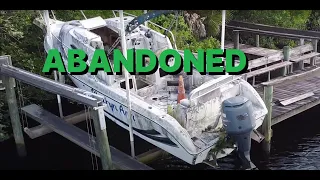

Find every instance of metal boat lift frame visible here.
[0,55,152,170]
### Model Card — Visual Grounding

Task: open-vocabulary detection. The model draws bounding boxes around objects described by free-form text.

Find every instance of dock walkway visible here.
[225,41,281,57]
[255,66,320,126]
[226,41,320,126]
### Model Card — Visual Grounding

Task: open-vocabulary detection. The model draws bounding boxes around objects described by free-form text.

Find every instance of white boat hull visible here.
[68,74,212,164]
[39,14,268,166]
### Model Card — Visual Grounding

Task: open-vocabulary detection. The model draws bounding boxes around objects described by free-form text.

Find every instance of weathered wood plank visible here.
[246,61,292,78]
[262,66,320,87]
[253,66,320,125]
[272,98,320,126]
[238,44,313,70]
[225,41,280,56]
[279,92,315,106]
[290,52,320,63]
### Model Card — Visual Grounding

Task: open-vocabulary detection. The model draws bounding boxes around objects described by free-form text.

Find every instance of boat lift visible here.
[0,55,153,170]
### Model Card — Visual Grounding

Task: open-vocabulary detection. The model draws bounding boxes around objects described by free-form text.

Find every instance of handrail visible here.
[261,66,320,87]
[226,25,319,40]
[112,10,177,49]
[228,20,320,40]
[189,75,242,101]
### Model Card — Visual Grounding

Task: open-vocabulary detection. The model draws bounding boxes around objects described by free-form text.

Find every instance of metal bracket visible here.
[93,105,106,111]
[0,55,15,90]
[94,105,106,130]
[251,129,265,143]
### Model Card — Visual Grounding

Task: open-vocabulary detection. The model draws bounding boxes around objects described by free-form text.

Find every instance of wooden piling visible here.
[311,39,318,66]
[90,103,113,170]
[282,46,290,76]
[2,76,27,157]
[261,85,273,155]
[58,72,65,84]
[233,30,240,49]
[1,56,26,157]
[255,34,260,47]
[299,39,305,70]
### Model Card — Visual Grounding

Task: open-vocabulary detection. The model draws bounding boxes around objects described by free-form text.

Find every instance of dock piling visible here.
[311,39,318,66]
[261,85,273,155]
[91,103,113,170]
[53,71,64,119]
[299,39,305,70]
[255,34,260,47]
[282,46,290,76]
[233,30,240,49]
[0,56,26,157]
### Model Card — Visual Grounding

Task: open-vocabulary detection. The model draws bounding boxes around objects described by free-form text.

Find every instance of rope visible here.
[16,80,29,129]
[84,105,99,170]
[88,106,99,169]
[84,105,95,170]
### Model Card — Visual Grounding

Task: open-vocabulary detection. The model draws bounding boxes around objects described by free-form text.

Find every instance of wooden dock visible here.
[225,41,281,57]
[255,66,320,126]
[226,21,320,154]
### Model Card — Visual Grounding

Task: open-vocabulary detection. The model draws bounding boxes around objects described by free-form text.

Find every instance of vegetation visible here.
[0,10,319,141]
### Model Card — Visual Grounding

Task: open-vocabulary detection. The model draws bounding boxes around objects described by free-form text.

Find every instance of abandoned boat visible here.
[38,10,267,166]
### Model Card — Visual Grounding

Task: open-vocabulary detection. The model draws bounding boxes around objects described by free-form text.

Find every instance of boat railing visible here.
[189,75,242,103]
[112,10,178,50]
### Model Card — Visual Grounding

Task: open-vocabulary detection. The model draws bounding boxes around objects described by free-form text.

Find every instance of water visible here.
[0,98,319,170]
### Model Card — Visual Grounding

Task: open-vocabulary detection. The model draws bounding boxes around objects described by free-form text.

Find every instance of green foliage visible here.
[54,10,144,21]
[234,10,311,29]
[209,128,234,156]
[307,10,320,31]
[149,14,220,51]
[231,10,312,49]
[0,10,55,140]
[187,10,236,37]
[0,97,10,141]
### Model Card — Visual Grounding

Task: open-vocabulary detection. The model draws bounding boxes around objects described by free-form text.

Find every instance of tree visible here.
[307,10,320,31]
[149,13,220,51]
[231,10,312,49]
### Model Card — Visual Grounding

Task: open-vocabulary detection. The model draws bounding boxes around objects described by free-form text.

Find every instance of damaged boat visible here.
[37,10,267,167]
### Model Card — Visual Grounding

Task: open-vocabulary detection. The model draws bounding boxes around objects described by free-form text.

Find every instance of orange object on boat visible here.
[177,75,186,104]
